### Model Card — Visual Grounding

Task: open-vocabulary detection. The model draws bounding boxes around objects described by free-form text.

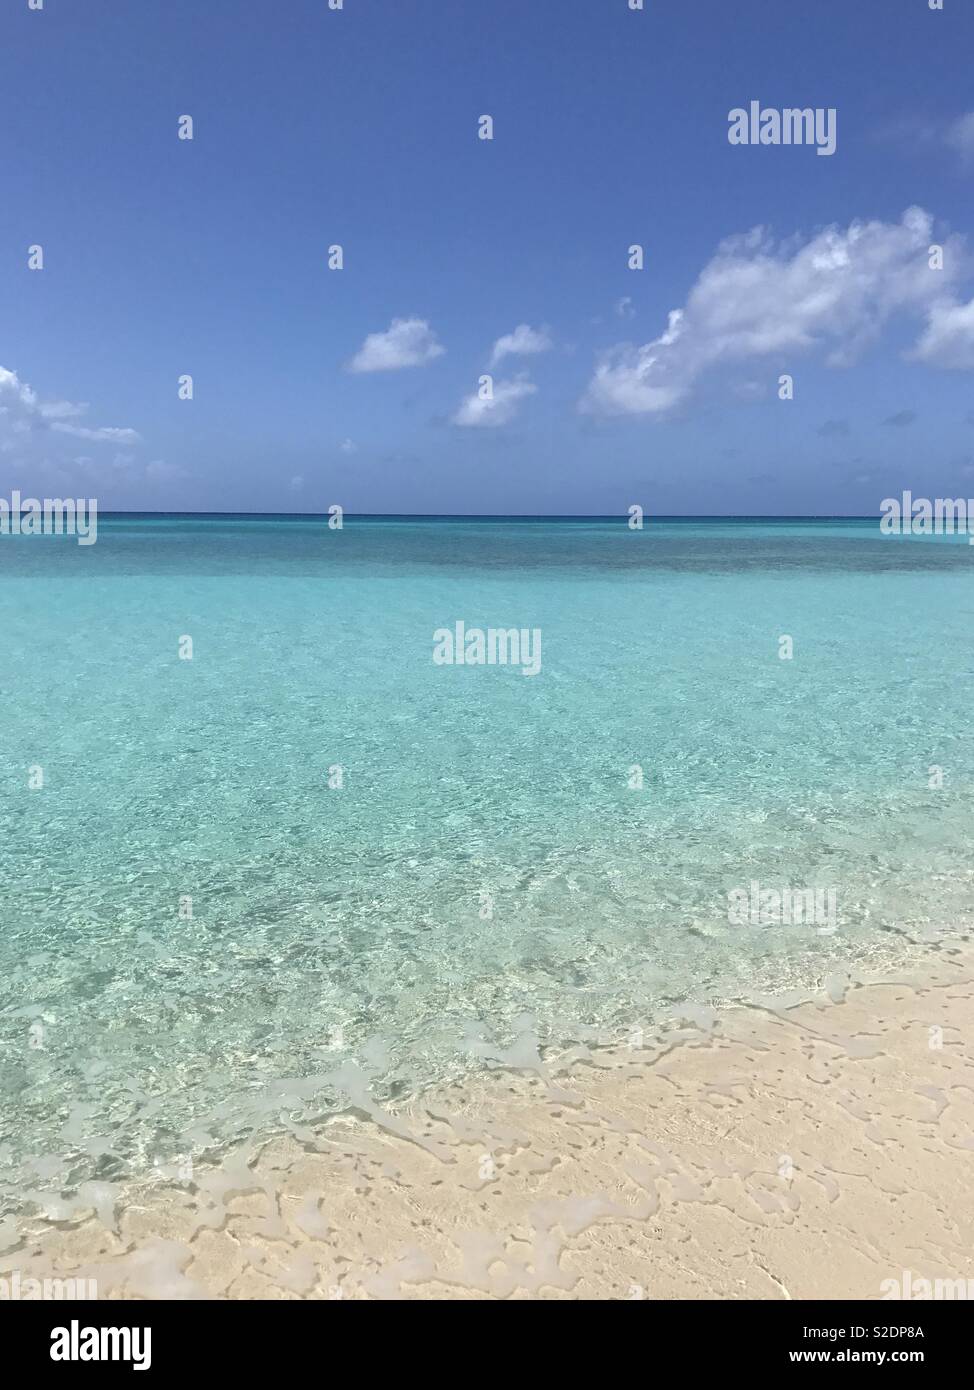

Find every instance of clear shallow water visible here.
[2,516,973,1214]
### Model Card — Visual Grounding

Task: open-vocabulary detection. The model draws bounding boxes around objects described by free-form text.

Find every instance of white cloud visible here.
[0,365,181,495]
[39,400,88,421]
[913,295,974,368]
[579,208,967,416]
[0,367,39,414]
[489,323,552,366]
[289,474,304,492]
[339,437,357,453]
[51,423,141,444]
[0,366,142,453]
[347,317,444,372]
[452,374,537,428]
[615,297,635,320]
[580,311,688,416]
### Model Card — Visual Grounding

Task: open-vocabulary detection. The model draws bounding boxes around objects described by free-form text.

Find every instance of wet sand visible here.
[5,942,974,1300]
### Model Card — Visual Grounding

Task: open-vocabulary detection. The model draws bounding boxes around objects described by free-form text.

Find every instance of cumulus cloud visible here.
[489,323,552,366]
[579,208,966,416]
[452,374,537,427]
[579,309,687,416]
[912,294,974,368]
[347,318,444,372]
[615,296,635,320]
[0,366,142,453]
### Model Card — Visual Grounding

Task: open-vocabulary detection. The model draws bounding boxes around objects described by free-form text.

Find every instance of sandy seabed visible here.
[5,942,974,1301]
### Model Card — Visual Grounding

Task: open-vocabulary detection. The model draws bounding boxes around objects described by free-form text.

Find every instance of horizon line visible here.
[87,510,883,521]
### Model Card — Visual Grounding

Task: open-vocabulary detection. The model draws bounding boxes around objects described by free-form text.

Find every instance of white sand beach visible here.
[5,941,973,1301]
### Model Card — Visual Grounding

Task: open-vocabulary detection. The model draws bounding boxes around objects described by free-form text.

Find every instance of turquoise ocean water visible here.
[1,516,972,1215]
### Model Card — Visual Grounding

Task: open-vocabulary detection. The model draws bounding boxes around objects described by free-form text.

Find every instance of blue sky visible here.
[2,0,973,514]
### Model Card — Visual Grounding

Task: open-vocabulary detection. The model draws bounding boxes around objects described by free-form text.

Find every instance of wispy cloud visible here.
[144,459,189,482]
[0,365,142,454]
[0,365,185,495]
[51,423,141,444]
[945,112,974,164]
[875,110,974,169]
[453,374,537,427]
